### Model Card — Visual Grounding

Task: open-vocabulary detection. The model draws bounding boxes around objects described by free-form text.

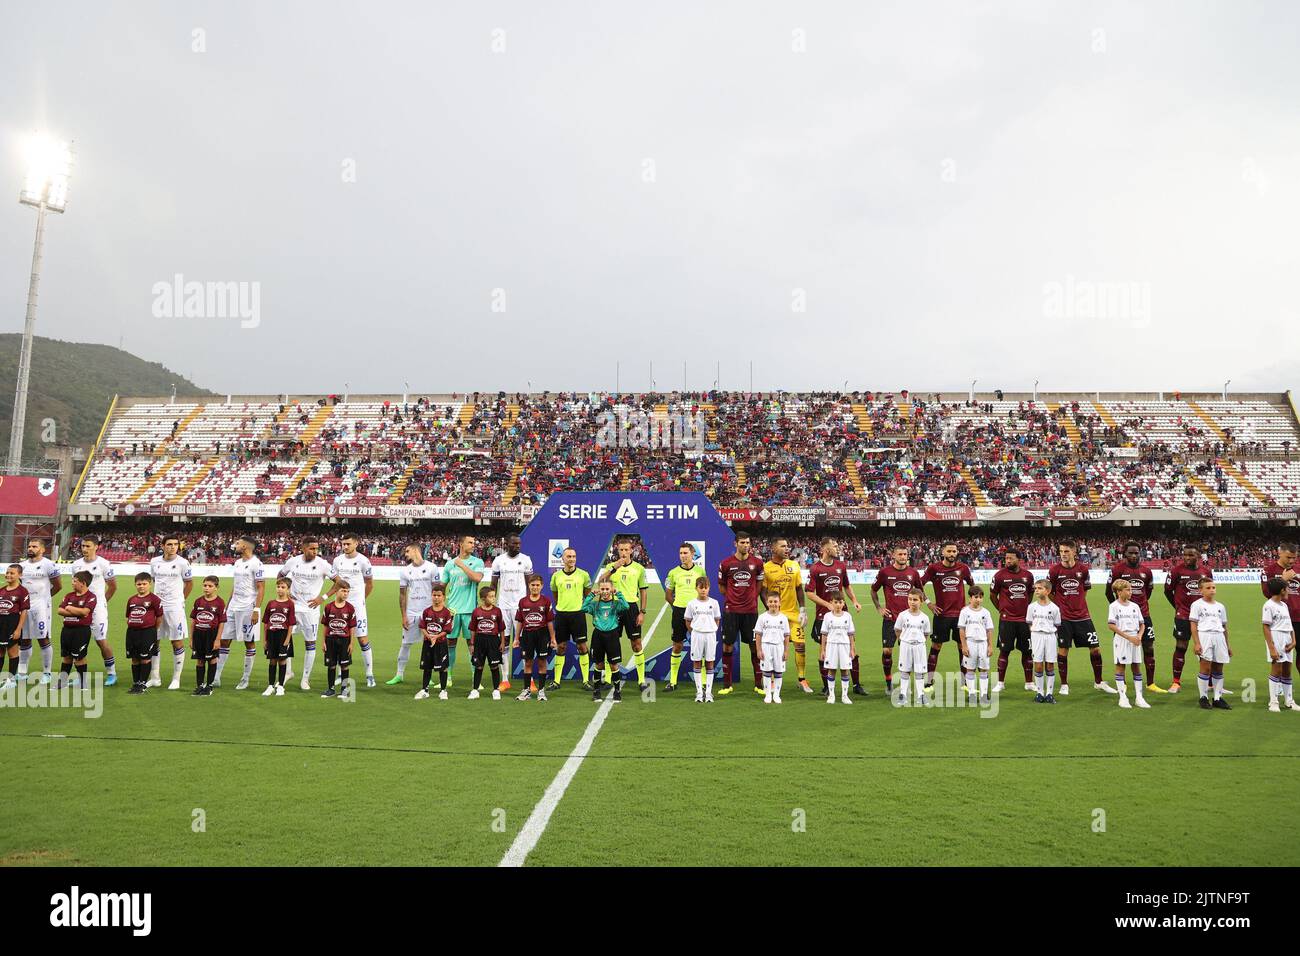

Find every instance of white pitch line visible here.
[499,602,668,867]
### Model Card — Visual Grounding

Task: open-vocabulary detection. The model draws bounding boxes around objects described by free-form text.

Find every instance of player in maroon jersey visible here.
[716,531,766,696]
[55,571,97,689]
[1260,543,1300,634]
[0,565,30,687]
[468,584,507,699]
[320,581,358,700]
[261,577,296,695]
[1105,540,1165,693]
[870,545,922,694]
[920,543,974,689]
[989,548,1035,692]
[807,538,863,694]
[1163,544,1214,694]
[188,576,227,696]
[513,574,556,701]
[1048,541,1113,695]
[125,572,164,693]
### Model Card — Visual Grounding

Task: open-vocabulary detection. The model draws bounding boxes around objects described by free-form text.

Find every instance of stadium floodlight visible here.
[1223,379,1231,400]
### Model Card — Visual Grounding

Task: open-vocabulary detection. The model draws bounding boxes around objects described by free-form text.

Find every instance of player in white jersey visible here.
[1026,580,1062,703]
[149,535,194,689]
[1189,579,1231,711]
[892,588,931,706]
[70,536,118,684]
[326,533,376,685]
[278,537,332,690]
[219,536,265,690]
[1262,576,1300,712]
[388,543,439,684]
[490,534,532,690]
[17,538,61,684]
[754,593,790,704]
[683,577,721,702]
[819,592,857,705]
[1106,580,1150,709]
[958,586,995,702]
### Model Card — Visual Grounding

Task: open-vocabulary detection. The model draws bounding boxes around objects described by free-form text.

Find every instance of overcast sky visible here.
[1,1,1297,396]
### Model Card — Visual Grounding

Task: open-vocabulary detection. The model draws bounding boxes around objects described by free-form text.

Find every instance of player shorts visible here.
[1031,630,1055,663]
[126,626,159,660]
[191,628,219,661]
[324,636,352,668]
[90,605,109,643]
[1112,634,1140,666]
[617,603,642,641]
[932,615,960,644]
[520,628,552,661]
[880,616,898,648]
[1173,618,1192,644]
[1141,616,1155,645]
[760,640,786,674]
[1197,631,1230,664]
[449,612,473,642]
[21,603,50,642]
[500,606,520,640]
[963,639,990,671]
[554,610,587,646]
[294,605,320,643]
[0,614,20,649]
[60,625,91,660]
[822,643,853,671]
[689,629,717,663]
[785,613,804,644]
[589,627,622,668]
[471,633,503,668]
[997,620,1031,654]
[159,604,187,643]
[1267,632,1295,663]
[227,606,258,643]
[671,605,689,644]
[1056,619,1099,649]
[421,640,449,671]
[722,611,757,646]
[400,605,430,645]
[351,605,368,638]
[265,630,293,660]
[896,641,928,674]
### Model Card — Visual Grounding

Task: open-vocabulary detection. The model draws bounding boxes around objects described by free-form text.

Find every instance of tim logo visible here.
[50,886,152,936]
[615,500,638,526]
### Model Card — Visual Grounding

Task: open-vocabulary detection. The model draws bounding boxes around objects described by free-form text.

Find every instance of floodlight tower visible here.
[9,134,72,473]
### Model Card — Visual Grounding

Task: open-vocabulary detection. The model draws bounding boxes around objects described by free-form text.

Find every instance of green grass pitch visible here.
[1,581,1296,867]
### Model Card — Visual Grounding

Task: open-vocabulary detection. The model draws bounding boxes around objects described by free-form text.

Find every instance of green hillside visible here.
[0,334,212,464]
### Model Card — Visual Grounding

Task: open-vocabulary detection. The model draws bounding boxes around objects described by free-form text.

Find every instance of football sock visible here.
[669,650,682,685]
[41,641,53,673]
[17,641,31,675]
[150,655,160,681]
[1114,670,1125,695]
[395,641,411,678]
[438,668,447,690]
[722,651,733,689]
[1284,677,1294,704]
[1044,671,1055,695]
[172,649,185,682]
[421,666,432,691]
[214,646,230,682]
[490,664,502,688]
[1057,653,1068,685]
[242,647,256,682]
[1197,673,1211,699]
[749,645,761,686]
[1212,672,1224,700]
[75,663,87,683]
[102,654,115,676]
[965,672,976,696]
[840,676,850,702]
[882,650,892,688]
[1269,675,1281,703]
[303,641,317,683]
[914,674,927,705]
[1034,671,1043,694]
[704,670,714,694]
[196,663,205,688]
[997,652,1008,683]
[1133,671,1145,700]
[268,663,277,686]
[548,647,560,682]
[850,654,860,687]
[1172,646,1187,682]
[635,651,647,685]
[926,646,940,681]
[578,652,590,683]
[447,641,458,675]
[794,642,806,680]
[327,666,337,688]
[1022,654,1033,683]
[6,654,16,675]
[1089,650,1103,684]
[819,664,829,690]
[472,665,484,690]
[1143,648,1156,685]
[360,640,374,677]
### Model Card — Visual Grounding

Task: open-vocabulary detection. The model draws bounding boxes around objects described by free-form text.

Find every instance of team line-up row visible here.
[3,532,1299,712]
